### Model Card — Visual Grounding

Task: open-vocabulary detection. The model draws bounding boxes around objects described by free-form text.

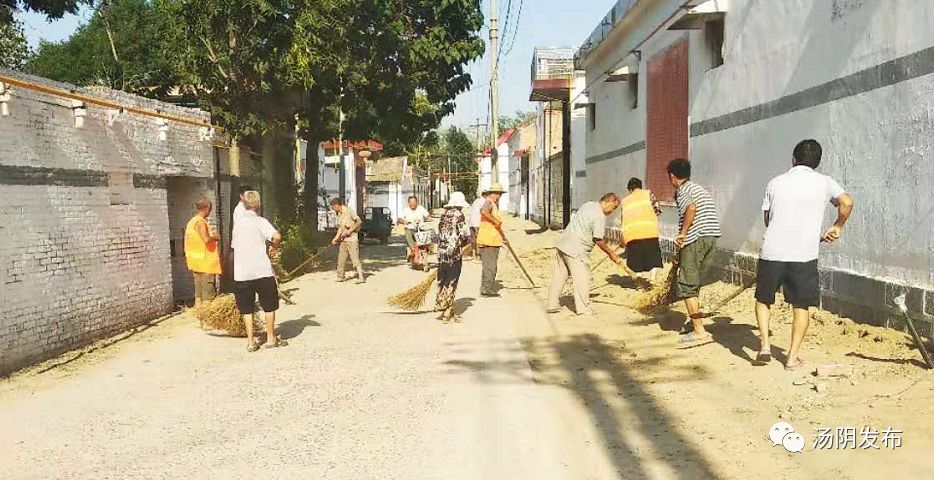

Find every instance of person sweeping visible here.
[434,192,473,323]
[477,183,507,297]
[667,158,722,348]
[232,191,287,352]
[330,198,366,284]
[621,178,663,283]
[547,193,623,316]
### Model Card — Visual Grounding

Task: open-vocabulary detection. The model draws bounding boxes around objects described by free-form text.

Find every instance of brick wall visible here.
[0,69,214,375]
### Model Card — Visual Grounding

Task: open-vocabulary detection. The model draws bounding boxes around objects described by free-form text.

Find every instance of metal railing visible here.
[531,47,576,81]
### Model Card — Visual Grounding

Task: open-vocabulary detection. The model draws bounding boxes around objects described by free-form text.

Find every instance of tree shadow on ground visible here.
[442,335,720,479]
[276,314,321,340]
[845,352,928,368]
[707,316,773,366]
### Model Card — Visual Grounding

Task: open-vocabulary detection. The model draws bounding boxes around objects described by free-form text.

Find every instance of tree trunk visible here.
[261,132,279,219]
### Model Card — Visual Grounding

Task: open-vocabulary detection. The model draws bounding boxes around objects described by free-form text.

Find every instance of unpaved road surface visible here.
[2,221,933,479]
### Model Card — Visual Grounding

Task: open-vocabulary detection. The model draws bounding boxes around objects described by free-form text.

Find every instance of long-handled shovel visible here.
[895,294,934,369]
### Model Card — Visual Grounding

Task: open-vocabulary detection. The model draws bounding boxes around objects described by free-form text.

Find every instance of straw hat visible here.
[483,183,506,194]
[444,191,470,209]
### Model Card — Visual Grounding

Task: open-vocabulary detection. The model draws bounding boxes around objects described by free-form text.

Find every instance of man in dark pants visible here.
[667,158,722,348]
[755,139,854,370]
[477,183,507,297]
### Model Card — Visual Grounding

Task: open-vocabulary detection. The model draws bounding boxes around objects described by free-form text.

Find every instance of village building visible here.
[506,118,536,218]
[572,0,934,330]
[0,69,223,374]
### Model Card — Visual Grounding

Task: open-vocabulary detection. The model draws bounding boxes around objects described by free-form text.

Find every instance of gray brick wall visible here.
[0,70,214,375]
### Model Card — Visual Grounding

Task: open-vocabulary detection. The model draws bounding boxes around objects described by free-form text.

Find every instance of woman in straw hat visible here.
[435,192,473,323]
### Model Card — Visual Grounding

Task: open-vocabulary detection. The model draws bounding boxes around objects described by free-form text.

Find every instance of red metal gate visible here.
[646,37,689,201]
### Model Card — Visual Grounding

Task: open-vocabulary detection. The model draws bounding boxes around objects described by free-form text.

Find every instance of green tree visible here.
[440,126,478,196]
[1,0,88,22]
[0,19,30,70]
[498,109,534,136]
[27,0,175,95]
[290,0,485,222]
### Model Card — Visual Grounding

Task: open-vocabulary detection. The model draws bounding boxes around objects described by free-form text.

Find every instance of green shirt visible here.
[556,201,606,258]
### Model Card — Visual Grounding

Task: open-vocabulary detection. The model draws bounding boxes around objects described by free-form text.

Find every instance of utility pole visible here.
[470,117,488,151]
[338,84,346,203]
[489,0,500,178]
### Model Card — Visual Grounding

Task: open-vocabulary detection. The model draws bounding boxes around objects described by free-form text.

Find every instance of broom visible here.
[388,270,439,311]
[286,244,335,280]
[192,294,262,337]
[631,262,679,312]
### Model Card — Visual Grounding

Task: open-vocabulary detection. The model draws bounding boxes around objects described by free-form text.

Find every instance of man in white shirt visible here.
[469,193,487,261]
[397,196,430,258]
[232,184,253,224]
[232,191,287,352]
[755,139,854,370]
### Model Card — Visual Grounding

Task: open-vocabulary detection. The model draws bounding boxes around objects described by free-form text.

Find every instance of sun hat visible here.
[483,182,506,194]
[444,192,470,209]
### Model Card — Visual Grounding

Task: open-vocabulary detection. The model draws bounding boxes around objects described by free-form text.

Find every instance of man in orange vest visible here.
[185,198,222,308]
[621,178,663,282]
[477,183,508,297]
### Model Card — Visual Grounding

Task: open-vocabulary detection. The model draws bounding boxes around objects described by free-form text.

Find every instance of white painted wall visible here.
[478,143,511,213]
[570,73,589,210]
[580,0,934,287]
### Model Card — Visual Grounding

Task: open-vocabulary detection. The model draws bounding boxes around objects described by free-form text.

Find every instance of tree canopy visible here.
[0,0,88,22]
[0,19,30,70]
[27,0,175,95]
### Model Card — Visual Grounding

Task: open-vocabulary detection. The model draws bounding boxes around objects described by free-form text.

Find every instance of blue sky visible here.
[16,1,611,131]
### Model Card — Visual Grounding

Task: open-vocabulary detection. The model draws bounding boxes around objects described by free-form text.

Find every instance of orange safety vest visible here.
[621,189,660,245]
[185,215,222,274]
[477,201,504,247]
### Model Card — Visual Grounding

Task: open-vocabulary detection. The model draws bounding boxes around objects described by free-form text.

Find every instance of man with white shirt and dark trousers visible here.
[755,139,854,370]
[232,190,287,352]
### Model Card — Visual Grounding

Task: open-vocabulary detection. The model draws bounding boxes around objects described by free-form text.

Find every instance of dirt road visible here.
[1,221,932,479]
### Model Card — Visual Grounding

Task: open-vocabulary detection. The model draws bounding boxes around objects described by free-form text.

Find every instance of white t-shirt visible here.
[233,201,247,222]
[231,210,278,281]
[401,205,430,230]
[469,197,485,228]
[760,165,846,262]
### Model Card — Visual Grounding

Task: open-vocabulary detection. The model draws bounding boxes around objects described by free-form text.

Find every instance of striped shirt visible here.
[675,181,721,246]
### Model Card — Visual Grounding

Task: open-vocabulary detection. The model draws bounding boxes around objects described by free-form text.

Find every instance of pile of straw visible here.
[388,270,438,311]
[192,294,261,337]
[631,264,678,312]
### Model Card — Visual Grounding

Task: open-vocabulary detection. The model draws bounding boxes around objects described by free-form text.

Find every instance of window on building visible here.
[705,18,725,69]
[628,73,639,109]
[108,172,133,205]
[589,104,597,131]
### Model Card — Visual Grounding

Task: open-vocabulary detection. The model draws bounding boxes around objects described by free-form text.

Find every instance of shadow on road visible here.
[277,314,321,340]
[443,334,721,479]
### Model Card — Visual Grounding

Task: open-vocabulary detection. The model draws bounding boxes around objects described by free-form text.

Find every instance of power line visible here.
[495,0,514,69]
[502,0,524,58]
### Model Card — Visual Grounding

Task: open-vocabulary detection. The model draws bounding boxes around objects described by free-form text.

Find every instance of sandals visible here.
[247,342,259,353]
[784,358,805,371]
[677,332,714,349]
[264,338,289,349]
[754,351,772,365]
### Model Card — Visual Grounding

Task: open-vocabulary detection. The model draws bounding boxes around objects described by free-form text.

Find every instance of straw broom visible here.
[387,244,474,311]
[192,294,262,337]
[387,270,439,311]
[631,262,679,312]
